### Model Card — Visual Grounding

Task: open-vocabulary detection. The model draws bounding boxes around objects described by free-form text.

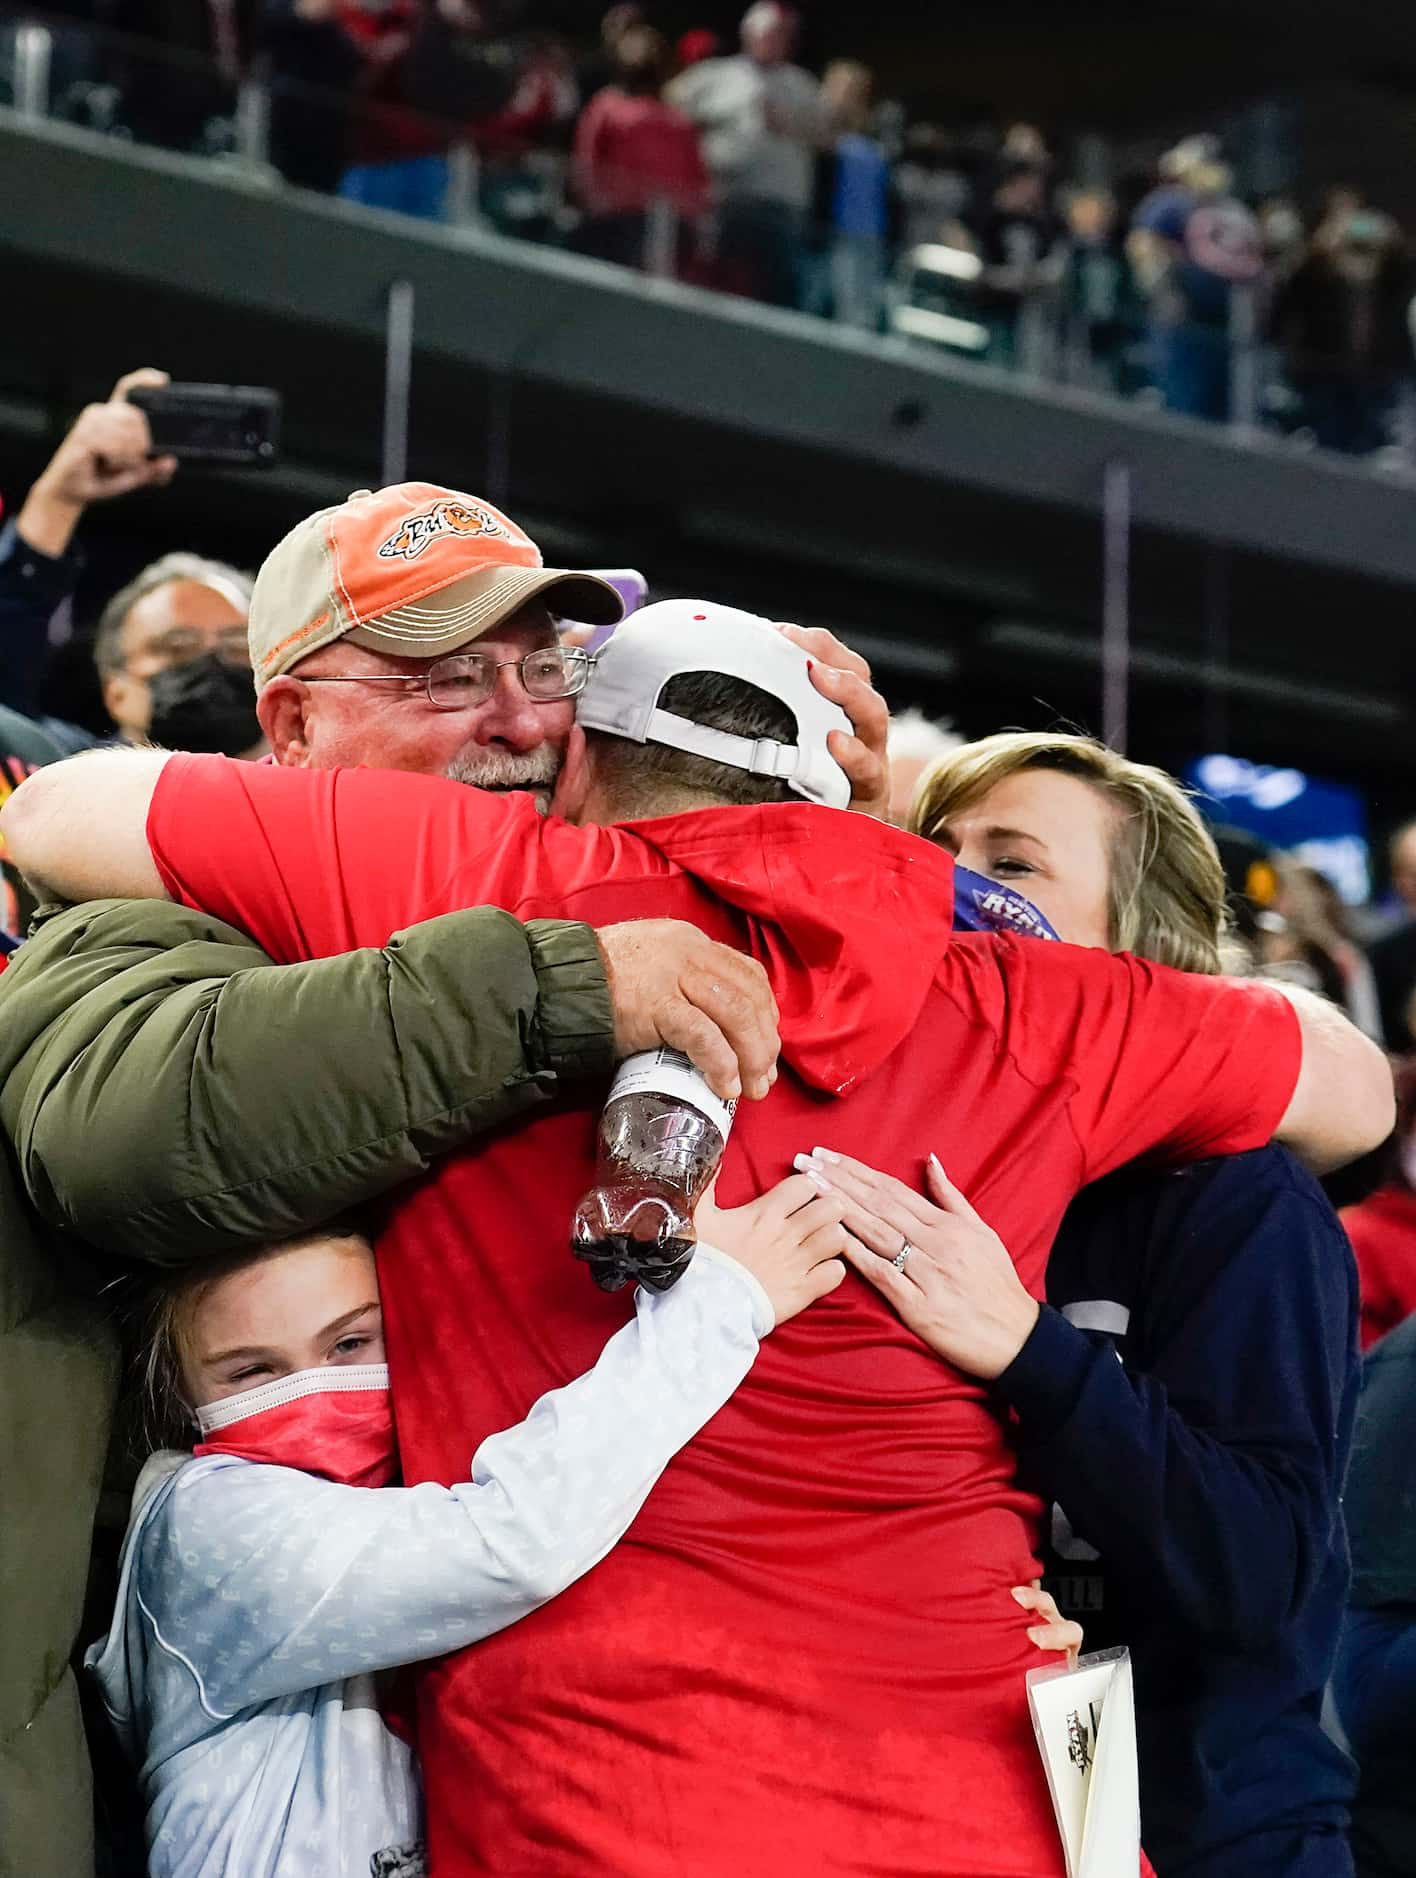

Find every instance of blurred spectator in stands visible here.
[336,0,452,221]
[1328,1310,1416,1878]
[469,31,579,237]
[576,3,644,103]
[893,123,971,251]
[1254,198,1309,426]
[1259,860,1383,1041]
[1133,132,1219,235]
[955,158,1064,367]
[884,707,962,827]
[1340,1060,1416,1351]
[1058,187,1143,394]
[807,61,894,330]
[572,26,709,273]
[1000,121,1050,166]
[401,2,523,152]
[675,28,721,71]
[1258,196,1307,289]
[103,0,246,152]
[1270,208,1413,455]
[1368,819,1416,1052]
[383,3,579,243]
[0,368,261,759]
[0,368,177,753]
[1314,186,1368,250]
[92,553,261,756]
[1388,818,1416,916]
[1131,143,1263,422]
[261,0,364,193]
[1212,822,1281,975]
[472,31,579,161]
[335,1,573,231]
[668,1,824,308]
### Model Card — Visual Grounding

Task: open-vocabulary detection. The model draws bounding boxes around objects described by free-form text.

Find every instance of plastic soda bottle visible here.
[571,1046,736,1292]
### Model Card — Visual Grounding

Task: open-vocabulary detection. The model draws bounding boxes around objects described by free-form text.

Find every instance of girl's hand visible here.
[1013,1581,1082,1669]
[792,1147,1040,1380]
[695,1175,848,1328]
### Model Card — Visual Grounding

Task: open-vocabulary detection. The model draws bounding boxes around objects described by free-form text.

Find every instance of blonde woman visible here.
[806,733,1359,1878]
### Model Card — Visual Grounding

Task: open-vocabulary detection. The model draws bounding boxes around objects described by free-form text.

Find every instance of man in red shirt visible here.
[5,495,1392,1877]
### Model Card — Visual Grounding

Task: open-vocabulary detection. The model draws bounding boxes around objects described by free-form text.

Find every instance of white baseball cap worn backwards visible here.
[576,599,853,810]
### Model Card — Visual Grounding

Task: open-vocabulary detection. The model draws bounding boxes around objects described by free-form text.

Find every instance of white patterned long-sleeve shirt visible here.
[87,1246,772,1878]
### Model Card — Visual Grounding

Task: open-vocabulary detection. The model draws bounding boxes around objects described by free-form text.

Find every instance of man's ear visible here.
[550,724,591,823]
[257,678,314,767]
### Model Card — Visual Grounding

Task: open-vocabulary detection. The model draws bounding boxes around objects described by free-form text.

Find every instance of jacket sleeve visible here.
[0,897,615,1261]
[0,520,83,718]
[994,1180,1356,1649]
[131,1249,771,1715]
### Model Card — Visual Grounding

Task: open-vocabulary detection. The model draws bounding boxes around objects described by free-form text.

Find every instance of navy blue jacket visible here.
[996,1146,1358,1876]
[0,520,98,754]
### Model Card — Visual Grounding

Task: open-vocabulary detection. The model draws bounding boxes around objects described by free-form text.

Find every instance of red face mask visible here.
[193,1363,398,1488]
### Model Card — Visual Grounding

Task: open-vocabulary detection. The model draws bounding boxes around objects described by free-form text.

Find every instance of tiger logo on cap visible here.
[378,499,511,562]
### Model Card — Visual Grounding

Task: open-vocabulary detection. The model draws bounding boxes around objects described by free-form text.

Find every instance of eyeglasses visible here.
[131,627,252,672]
[298,647,593,711]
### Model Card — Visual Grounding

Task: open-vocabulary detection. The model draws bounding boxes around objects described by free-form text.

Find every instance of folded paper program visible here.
[1026,1648,1140,1878]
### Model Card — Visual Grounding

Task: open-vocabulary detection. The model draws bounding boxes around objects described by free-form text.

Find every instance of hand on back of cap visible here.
[773,623,890,819]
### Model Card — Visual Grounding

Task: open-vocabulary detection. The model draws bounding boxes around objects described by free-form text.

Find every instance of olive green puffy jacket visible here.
[0,898,615,1878]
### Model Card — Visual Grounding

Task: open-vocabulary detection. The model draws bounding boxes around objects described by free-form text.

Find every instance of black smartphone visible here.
[126,384,281,467]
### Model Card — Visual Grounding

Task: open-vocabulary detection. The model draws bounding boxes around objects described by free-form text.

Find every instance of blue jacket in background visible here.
[996,1146,1358,1876]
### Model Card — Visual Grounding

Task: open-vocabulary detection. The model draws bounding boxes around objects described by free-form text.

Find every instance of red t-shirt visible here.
[1341,1183,1416,1349]
[149,756,1302,1878]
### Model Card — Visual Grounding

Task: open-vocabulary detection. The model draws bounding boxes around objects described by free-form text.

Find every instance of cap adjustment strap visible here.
[748,736,797,779]
[642,706,802,786]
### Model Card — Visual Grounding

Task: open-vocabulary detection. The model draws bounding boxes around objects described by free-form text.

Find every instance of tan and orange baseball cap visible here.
[248,483,624,691]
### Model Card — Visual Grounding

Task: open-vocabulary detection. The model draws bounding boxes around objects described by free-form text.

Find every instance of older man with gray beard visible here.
[249,481,886,813]
[249,483,618,808]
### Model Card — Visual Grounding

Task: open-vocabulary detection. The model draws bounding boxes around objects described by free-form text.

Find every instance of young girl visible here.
[90,1172,1078,1878]
[89,1175,849,1878]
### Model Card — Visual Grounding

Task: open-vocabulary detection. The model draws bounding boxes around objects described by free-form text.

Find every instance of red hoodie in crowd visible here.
[147,756,1302,1878]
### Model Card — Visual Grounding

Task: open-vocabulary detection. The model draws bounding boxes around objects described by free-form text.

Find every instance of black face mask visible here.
[146,652,262,758]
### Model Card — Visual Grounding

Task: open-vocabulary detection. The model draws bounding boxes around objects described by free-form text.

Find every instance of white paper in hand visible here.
[1026,1647,1139,1878]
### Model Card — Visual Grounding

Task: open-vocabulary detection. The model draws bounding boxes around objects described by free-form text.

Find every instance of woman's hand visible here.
[696,1175,848,1328]
[792,1147,1040,1380]
[773,623,890,819]
[1012,1581,1082,1669]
